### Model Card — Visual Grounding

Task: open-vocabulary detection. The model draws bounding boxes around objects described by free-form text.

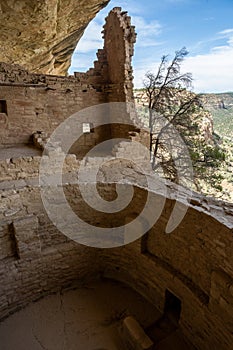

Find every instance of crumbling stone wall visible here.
[0,66,108,154]
[0,153,79,183]
[0,8,138,155]
[102,7,136,103]
[76,7,136,103]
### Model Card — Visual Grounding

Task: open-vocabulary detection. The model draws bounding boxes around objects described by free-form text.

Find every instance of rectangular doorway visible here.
[164,289,181,324]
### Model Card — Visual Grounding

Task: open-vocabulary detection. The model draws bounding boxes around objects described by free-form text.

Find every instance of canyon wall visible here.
[0,0,110,75]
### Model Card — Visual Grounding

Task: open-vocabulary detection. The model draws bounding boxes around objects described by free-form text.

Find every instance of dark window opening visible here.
[164,290,181,324]
[141,231,149,253]
[0,100,7,114]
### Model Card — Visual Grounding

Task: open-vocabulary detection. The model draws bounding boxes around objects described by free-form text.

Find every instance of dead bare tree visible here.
[143,47,225,189]
[144,48,199,175]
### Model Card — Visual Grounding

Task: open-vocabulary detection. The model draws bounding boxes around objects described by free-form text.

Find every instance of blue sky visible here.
[69,0,233,93]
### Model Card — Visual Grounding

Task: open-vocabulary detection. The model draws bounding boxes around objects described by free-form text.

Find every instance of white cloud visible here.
[133,51,233,94]
[134,29,233,92]
[70,13,163,74]
[70,3,233,94]
[132,16,162,47]
[69,18,104,72]
[182,32,233,92]
[219,28,233,36]
[74,20,103,54]
[133,58,161,88]
[72,1,151,55]
[74,12,162,53]
[132,16,161,36]
[110,0,144,15]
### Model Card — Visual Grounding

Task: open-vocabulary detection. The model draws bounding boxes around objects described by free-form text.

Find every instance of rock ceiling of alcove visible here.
[0,0,109,75]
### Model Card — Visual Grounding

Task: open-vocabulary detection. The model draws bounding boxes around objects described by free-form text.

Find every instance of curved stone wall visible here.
[0,158,232,350]
[101,193,233,350]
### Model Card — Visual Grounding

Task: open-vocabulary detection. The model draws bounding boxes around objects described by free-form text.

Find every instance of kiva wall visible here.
[101,189,233,350]
[0,165,232,350]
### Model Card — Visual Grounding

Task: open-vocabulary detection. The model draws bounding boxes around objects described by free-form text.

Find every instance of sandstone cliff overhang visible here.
[0,0,110,75]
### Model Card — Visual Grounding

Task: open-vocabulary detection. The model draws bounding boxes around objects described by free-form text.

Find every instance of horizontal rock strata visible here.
[0,0,110,75]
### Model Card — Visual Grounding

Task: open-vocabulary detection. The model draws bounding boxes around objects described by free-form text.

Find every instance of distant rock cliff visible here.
[200,92,233,138]
[200,92,233,111]
[0,0,109,75]
[134,89,214,145]
[134,89,233,201]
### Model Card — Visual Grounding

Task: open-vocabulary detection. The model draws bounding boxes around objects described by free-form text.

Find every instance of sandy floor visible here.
[0,280,161,350]
[0,280,195,350]
[0,145,41,160]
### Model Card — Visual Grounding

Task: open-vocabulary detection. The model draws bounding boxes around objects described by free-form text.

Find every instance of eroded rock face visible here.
[0,0,109,75]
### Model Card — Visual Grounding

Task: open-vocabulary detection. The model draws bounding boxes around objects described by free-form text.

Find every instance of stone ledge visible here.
[121,316,154,350]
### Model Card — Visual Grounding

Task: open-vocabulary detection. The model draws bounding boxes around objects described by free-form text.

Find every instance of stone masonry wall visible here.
[99,186,233,350]
[0,8,138,155]
[0,67,107,156]
[0,180,102,320]
[103,7,136,103]
[0,157,232,350]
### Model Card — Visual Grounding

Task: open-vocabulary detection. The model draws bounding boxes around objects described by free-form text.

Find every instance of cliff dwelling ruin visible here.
[0,2,232,350]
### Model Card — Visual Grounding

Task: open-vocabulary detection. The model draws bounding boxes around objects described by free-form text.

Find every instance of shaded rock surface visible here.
[0,0,109,75]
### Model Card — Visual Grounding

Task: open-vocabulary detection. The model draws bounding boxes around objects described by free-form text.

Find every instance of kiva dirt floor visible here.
[0,280,194,350]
